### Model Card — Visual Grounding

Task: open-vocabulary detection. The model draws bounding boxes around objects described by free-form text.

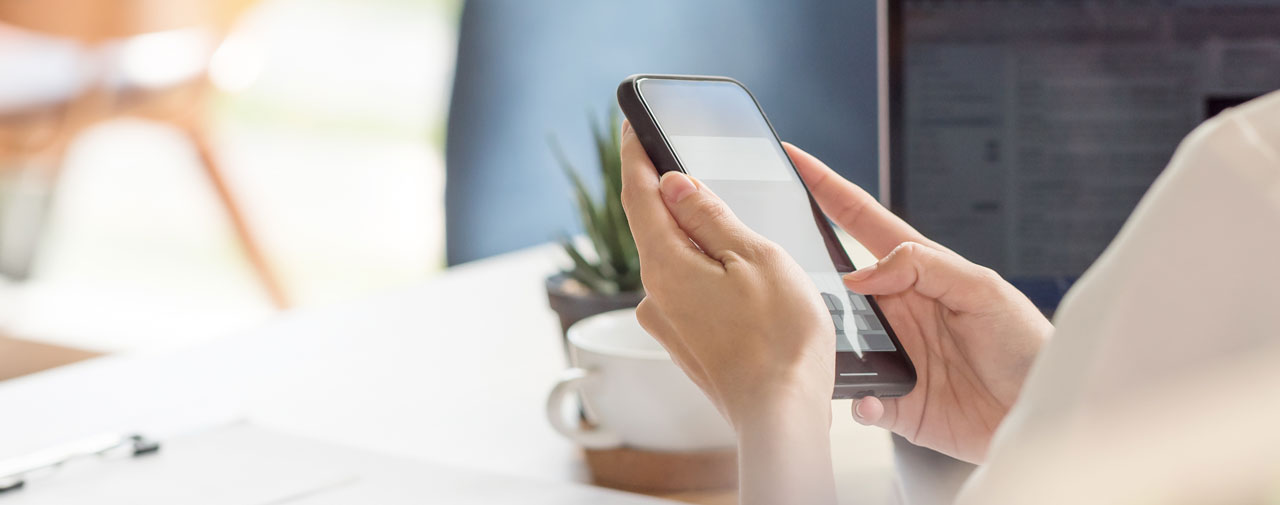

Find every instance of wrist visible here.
[733,390,837,505]
[731,384,832,438]
[724,356,834,432]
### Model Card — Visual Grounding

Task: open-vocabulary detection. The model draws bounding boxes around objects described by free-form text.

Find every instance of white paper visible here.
[0,423,676,505]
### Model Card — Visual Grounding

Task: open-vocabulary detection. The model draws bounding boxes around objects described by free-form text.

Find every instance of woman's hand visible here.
[619,123,836,428]
[619,121,837,505]
[784,143,1053,464]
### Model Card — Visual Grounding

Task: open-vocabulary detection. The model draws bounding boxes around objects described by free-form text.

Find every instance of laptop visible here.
[877,0,1280,311]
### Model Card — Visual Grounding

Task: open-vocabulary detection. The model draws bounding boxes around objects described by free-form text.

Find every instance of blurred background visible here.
[0,2,1275,502]
[4,0,1277,376]
[0,0,880,375]
[0,0,459,362]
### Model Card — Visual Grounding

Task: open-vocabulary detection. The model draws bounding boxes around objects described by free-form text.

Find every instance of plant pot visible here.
[545,272,645,349]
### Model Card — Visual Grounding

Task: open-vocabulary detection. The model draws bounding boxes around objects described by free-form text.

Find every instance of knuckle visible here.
[620,188,638,215]
[888,241,924,261]
[833,194,872,228]
[975,265,1003,283]
[973,265,1010,295]
[685,197,731,231]
[639,267,664,293]
[749,239,786,263]
[889,241,939,278]
[634,298,663,332]
[635,297,657,319]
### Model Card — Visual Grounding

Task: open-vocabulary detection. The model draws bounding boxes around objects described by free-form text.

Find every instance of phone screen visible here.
[635,78,897,356]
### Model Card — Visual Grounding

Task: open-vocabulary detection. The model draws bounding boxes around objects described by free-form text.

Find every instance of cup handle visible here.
[545,367,623,449]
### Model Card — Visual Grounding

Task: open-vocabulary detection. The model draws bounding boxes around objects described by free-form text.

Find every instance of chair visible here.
[0,0,288,307]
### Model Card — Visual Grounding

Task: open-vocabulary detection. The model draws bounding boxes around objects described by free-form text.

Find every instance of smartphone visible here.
[617,74,916,399]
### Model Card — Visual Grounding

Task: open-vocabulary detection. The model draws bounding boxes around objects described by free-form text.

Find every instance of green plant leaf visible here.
[549,108,642,295]
[550,135,614,272]
[589,111,631,277]
[561,240,617,294]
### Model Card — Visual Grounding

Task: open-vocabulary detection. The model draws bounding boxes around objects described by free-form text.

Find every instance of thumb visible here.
[659,172,755,262]
[843,242,1005,314]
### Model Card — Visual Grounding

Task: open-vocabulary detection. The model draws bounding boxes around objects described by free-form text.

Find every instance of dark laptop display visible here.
[885,0,1280,311]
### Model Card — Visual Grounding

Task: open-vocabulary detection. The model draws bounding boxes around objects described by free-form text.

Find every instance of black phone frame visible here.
[617,74,917,399]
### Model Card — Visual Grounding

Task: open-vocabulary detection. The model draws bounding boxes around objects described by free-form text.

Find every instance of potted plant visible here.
[545,110,645,340]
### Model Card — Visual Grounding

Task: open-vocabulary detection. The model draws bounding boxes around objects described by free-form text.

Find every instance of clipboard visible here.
[0,422,678,504]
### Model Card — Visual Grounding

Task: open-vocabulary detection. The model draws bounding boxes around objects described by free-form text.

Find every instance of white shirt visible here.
[950,90,1280,504]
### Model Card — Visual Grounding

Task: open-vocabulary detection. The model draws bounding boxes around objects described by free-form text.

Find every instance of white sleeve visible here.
[954,90,1280,505]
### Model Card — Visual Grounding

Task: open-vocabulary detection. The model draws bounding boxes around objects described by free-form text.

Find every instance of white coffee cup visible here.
[546,309,736,451]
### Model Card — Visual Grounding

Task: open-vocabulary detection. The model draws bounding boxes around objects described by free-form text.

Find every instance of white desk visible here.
[0,244,895,504]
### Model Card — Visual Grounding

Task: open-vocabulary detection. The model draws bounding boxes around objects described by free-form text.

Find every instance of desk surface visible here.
[0,243,896,504]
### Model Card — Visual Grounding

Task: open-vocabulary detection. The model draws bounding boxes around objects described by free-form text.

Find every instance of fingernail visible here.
[844,264,877,282]
[621,120,632,136]
[854,400,866,419]
[659,172,698,204]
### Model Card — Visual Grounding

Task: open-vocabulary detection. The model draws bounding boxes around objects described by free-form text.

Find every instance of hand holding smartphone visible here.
[617,74,916,399]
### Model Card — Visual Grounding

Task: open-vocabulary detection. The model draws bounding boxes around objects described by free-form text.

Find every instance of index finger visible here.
[784,142,934,258]
[619,120,701,264]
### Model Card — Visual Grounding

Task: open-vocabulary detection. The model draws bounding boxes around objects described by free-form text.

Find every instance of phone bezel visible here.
[617,74,917,399]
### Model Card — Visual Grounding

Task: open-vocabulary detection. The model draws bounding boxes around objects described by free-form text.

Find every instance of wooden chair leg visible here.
[0,334,101,381]
[0,104,83,280]
[184,122,290,309]
[0,158,59,280]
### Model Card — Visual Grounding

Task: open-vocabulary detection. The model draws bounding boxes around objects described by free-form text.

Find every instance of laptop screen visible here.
[886,0,1280,310]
